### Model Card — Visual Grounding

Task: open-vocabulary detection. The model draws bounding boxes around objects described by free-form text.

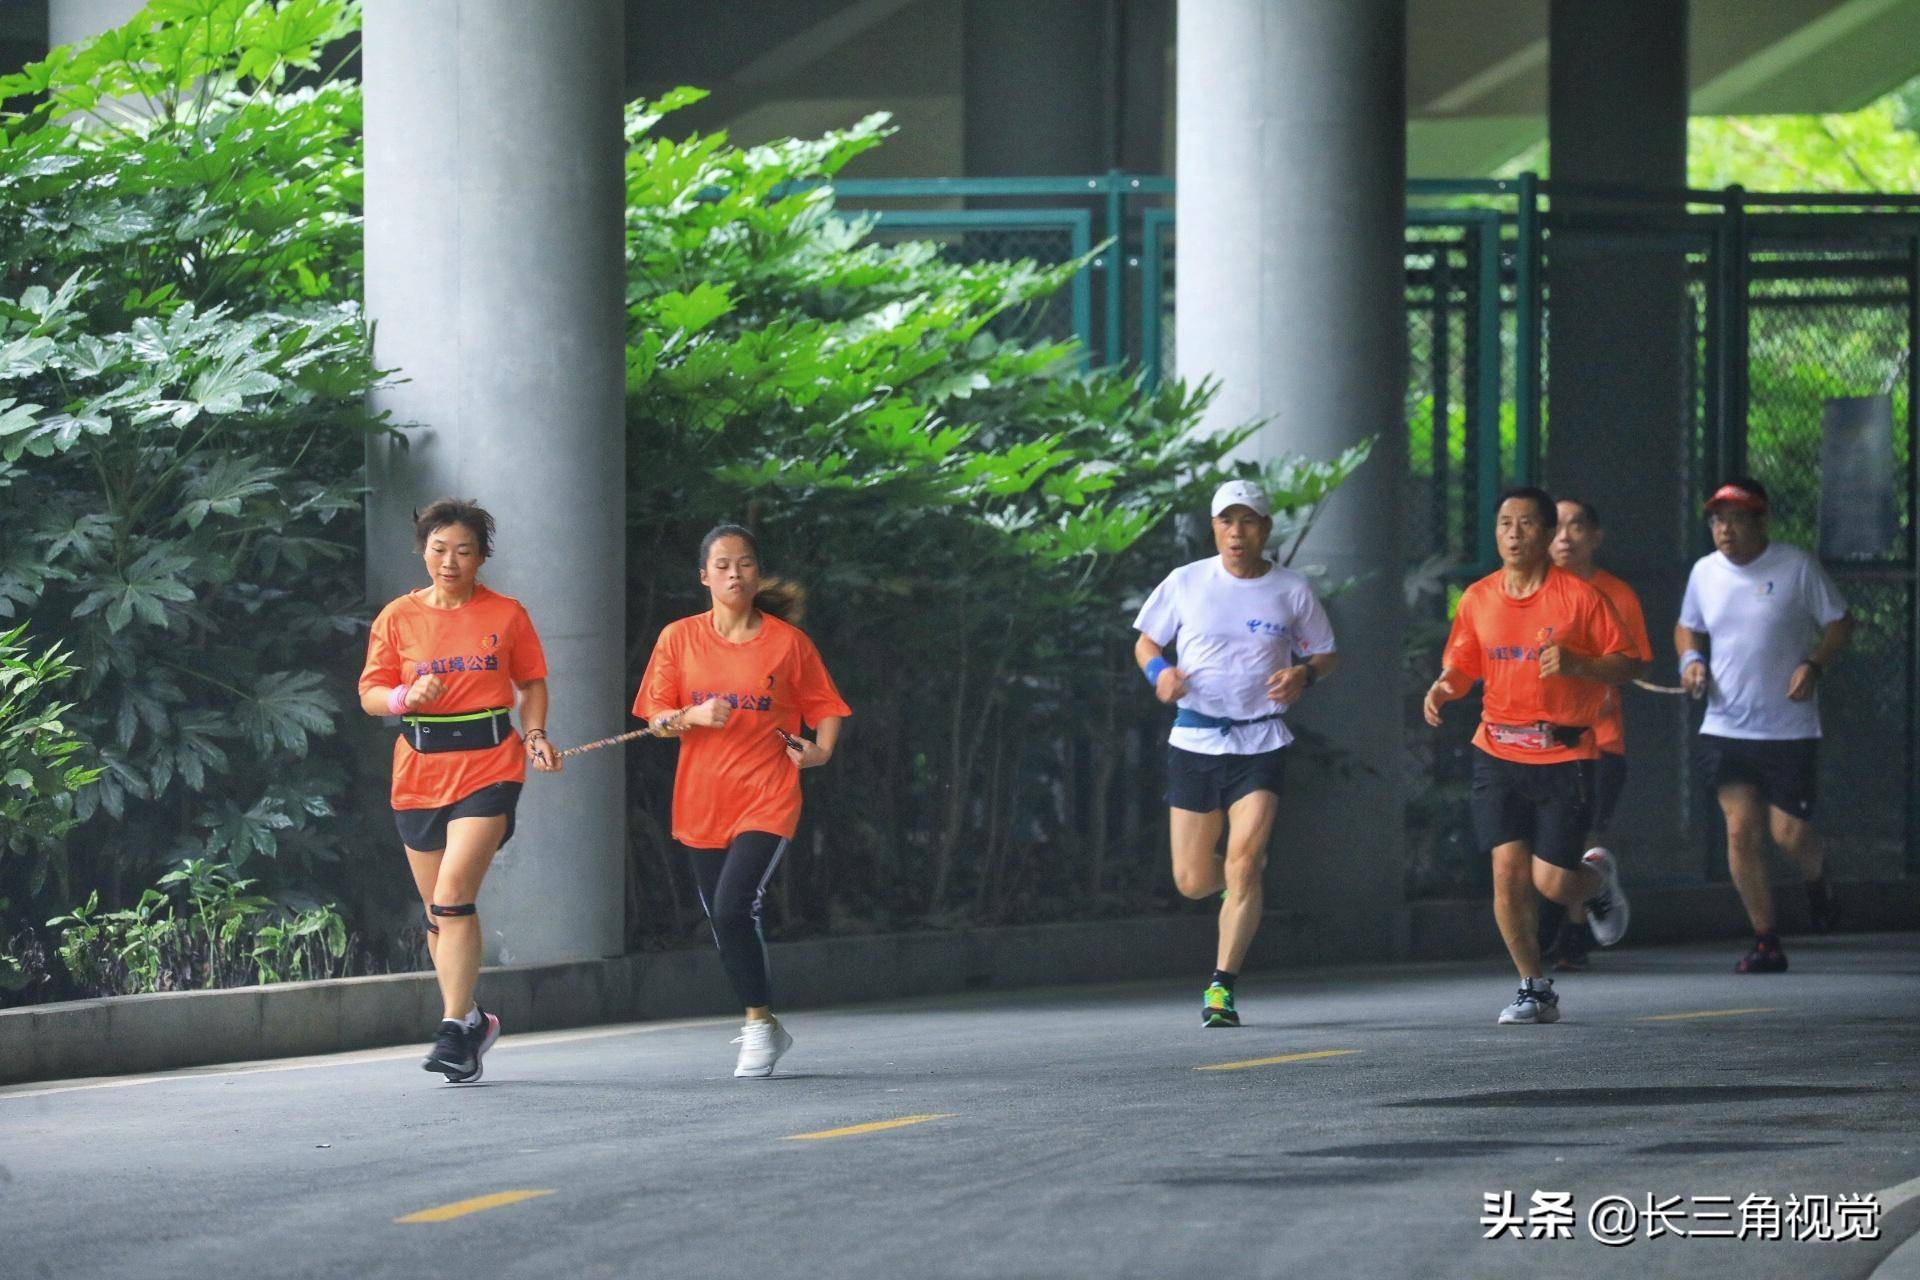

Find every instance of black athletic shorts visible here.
[1697,734,1818,821]
[1592,751,1628,835]
[1166,744,1286,814]
[394,781,522,853]
[1468,747,1593,870]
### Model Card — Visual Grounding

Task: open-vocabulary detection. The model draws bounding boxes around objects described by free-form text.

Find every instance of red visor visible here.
[1705,484,1767,514]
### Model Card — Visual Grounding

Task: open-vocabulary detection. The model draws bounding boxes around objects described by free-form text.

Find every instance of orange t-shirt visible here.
[358,585,548,810]
[633,612,851,849]
[1442,565,1631,764]
[1588,569,1652,756]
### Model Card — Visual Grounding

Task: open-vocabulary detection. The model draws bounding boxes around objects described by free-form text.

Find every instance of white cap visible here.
[1210,479,1271,519]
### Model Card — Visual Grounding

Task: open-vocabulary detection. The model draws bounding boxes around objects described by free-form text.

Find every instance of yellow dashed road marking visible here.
[1195,1049,1361,1072]
[396,1190,555,1224]
[785,1114,956,1140]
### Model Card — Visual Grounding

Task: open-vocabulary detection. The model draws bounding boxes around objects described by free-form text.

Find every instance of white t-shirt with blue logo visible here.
[1679,541,1849,740]
[1133,557,1337,756]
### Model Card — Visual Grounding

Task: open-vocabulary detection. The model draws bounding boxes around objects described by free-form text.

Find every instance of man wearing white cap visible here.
[1133,479,1340,1027]
[1677,476,1853,973]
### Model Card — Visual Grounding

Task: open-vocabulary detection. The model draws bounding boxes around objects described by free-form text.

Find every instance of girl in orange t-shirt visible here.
[634,524,850,1078]
[358,499,561,1083]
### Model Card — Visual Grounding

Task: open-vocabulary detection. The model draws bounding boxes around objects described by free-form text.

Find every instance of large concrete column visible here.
[364,1,627,964]
[47,0,144,48]
[1547,0,1692,882]
[1175,1,1410,954]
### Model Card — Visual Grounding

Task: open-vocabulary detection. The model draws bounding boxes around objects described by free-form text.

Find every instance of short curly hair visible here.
[413,498,495,559]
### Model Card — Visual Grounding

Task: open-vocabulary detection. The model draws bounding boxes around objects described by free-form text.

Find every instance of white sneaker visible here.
[1581,847,1630,947]
[732,1016,793,1078]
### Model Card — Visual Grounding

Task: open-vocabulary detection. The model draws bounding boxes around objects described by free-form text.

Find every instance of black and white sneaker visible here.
[423,1007,500,1083]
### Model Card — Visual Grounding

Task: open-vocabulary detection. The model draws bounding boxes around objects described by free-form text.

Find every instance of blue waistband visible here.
[1175,708,1283,735]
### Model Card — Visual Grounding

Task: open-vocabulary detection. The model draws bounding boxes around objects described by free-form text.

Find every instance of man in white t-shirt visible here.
[1677,477,1854,974]
[1133,479,1340,1027]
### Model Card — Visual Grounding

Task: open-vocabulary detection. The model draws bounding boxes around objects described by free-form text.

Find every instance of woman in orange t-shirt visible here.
[634,524,850,1078]
[358,498,561,1083]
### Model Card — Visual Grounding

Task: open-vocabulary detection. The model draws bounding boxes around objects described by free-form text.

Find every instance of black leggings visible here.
[687,831,789,1010]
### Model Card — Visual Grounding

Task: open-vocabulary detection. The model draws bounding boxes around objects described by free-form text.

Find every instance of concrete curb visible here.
[3,878,1915,1086]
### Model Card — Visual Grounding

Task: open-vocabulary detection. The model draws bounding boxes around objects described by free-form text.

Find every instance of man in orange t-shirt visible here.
[1424,487,1647,1025]
[1535,498,1654,971]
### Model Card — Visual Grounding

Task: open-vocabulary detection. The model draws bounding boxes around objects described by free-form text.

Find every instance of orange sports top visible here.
[1442,565,1631,764]
[358,585,548,810]
[633,612,851,849]
[1588,569,1653,756]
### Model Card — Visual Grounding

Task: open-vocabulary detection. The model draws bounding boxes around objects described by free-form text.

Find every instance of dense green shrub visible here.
[48,857,351,996]
[0,624,101,997]
[0,0,389,990]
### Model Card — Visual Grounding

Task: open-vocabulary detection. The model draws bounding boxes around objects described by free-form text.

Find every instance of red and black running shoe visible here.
[1734,938,1789,974]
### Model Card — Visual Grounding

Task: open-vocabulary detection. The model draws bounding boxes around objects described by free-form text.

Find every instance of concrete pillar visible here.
[47,0,144,48]
[1547,0,1692,881]
[364,0,627,964]
[1175,1,1410,954]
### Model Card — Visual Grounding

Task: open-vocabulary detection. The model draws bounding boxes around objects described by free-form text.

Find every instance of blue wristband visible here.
[1681,649,1706,675]
[1144,656,1171,686]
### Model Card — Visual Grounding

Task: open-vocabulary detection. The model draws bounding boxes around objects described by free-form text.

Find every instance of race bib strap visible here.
[1486,722,1587,752]
[1174,708,1283,736]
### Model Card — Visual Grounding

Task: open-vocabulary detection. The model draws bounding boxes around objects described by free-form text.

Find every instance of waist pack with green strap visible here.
[400,707,513,754]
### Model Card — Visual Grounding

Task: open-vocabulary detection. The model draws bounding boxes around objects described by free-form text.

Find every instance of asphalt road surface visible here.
[4,932,1918,1280]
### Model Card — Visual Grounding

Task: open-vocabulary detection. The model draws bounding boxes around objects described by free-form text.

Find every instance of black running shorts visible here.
[1165,744,1287,814]
[1696,734,1818,821]
[1591,751,1628,834]
[1468,747,1593,869]
[394,781,523,853]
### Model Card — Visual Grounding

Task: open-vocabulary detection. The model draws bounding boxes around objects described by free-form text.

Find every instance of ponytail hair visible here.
[697,523,808,626]
[753,577,807,626]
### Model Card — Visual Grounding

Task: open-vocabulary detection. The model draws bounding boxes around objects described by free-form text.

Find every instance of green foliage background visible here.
[619,90,1366,942]
[0,0,390,999]
[0,3,1370,990]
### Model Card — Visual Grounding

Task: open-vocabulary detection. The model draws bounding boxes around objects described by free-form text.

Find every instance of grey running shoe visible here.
[1498,977,1561,1025]
[1581,847,1630,946]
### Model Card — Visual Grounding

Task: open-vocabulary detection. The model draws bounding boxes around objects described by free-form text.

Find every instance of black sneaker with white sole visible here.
[423,1007,500,1083]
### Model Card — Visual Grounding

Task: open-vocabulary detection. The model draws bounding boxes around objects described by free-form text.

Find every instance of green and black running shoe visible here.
[1202,982,1239,1028]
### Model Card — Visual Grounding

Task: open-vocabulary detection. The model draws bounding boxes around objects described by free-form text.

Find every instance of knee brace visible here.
[429,902,477,921]
[424,913,439,935]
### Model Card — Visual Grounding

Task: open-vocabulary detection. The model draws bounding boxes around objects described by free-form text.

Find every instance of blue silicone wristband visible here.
[1144,656,1171,686]
[1681,649,1706,675]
